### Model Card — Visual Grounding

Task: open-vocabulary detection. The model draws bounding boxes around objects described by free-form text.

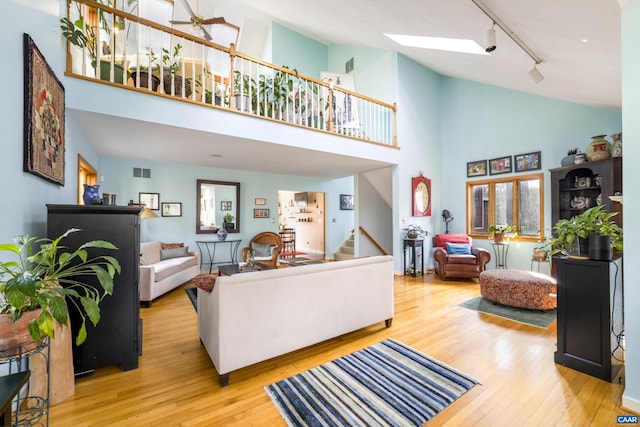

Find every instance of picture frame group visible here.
[468,151,542,178]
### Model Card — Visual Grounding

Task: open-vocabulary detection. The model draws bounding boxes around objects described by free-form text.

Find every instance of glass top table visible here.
[195,239,242,273]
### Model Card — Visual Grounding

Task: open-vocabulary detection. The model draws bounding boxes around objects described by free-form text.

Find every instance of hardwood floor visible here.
[49,273,632,426]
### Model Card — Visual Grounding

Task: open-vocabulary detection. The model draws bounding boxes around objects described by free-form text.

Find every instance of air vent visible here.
[133,168,151,178]
[345,57,354,74]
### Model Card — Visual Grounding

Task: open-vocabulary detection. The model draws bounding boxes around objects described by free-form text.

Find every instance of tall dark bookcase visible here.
[47,205,142,375]
[553,257,624,382]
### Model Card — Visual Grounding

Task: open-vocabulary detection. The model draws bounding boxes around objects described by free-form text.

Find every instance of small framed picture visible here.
[489,156,513,175]
[255,198,266,205]
[514,151,541,173]
[220,200,232,211]
[467,160,487,178]
[161,202,182,217]
[139,192,160,210]
[254,208,269,218]
[340,194,354,210]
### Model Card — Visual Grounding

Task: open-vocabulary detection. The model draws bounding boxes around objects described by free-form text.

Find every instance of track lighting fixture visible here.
[484,22,496,53]
[529,63,544,84]
[471,0,544,81]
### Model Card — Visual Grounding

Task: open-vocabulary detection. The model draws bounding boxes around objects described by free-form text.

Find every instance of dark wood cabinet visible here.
[554,257,624,382]
[47,205,142,375]
[549,157,622,227]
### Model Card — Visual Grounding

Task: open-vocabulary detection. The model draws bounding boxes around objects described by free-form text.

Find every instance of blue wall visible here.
[439,77,622,270]
[270,22,328,78]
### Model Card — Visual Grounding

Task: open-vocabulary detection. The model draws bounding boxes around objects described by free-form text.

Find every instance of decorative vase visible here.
[588,235,611,261]
[611,132,622,157]
[585,135,611,162]
[407,231,419,239]
[217,228,228,241]
[82,184,100,206]
[573,152,586,164]
[561,154,576,167]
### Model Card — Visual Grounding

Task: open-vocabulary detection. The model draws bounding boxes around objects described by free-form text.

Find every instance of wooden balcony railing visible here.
[63,0,397,147]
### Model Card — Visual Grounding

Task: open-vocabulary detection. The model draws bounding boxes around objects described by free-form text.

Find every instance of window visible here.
[466,173,543,241]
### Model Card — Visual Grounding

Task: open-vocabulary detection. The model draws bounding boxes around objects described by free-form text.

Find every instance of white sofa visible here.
[197,255,394,386]
[139,241,200,307]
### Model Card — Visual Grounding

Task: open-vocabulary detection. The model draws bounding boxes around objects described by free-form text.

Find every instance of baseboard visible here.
[622,394,640,415]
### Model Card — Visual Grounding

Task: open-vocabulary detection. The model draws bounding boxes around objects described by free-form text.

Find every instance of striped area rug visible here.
[265,339,479,426]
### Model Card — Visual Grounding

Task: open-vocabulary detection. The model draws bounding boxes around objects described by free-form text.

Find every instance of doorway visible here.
[77,155,98,205]
[278,191,325,258]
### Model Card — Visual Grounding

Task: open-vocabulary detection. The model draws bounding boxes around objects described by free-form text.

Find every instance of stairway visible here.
[333,234,354,260]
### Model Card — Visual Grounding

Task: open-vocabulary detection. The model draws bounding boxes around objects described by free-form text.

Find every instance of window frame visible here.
[466,173,544,242]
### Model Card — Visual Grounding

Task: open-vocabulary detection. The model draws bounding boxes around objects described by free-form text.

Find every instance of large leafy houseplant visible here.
[548,205,623,257]
[0,228,120,346]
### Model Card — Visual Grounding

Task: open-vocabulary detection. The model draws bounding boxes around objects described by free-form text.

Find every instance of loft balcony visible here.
[62,0,398,153]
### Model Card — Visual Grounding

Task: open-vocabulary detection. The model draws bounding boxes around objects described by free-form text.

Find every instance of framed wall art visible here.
[254,208,269,218]
[467,160,487,178]
[514,151,541,173]
[139,192,160,210]
[24,33,66,185]
[255,198,266,205]
[489,156,513,175]
[220,200,232,211]
[161,202,182,217]
[340,194,354,210]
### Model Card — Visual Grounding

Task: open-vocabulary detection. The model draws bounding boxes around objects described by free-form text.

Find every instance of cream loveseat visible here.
[197,255,394,386]
[139,241,200,307]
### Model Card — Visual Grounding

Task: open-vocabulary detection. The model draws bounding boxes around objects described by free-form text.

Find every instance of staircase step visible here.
[334,252,354,261]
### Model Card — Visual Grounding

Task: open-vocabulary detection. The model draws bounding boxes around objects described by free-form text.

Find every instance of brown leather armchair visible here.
[241,232,282,268]
[433,233,491,280]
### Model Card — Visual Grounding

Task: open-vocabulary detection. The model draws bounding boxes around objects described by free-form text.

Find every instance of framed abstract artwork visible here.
[139,192,160,210]
[514,151,542,173]
[24,33,65,185]
[161,202,182,217]
[467,160,487,178]
[340,194,354,210]
[489,156,513,175]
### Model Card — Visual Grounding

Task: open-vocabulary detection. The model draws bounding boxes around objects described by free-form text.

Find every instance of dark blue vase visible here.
[217,229,228,241]
[83,184,100,205]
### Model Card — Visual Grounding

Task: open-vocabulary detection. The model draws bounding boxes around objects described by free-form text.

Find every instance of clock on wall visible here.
[412,175,431,216]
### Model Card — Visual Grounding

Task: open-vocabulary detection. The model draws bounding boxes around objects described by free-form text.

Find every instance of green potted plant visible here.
[401,224,429,240]
[548,205,622,259]
[160,44,192,97]
[0,228,120,350]
[256,66,298,120]
[232,71,257,112]
[129,47,161,91]
[489,224,515,243]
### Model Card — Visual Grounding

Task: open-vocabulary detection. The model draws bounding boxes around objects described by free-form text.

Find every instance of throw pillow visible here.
[252,242,272,257]
[161,242,184,249]
[445,242,472,255]
[192,274,217,292]
[160,246,189,260]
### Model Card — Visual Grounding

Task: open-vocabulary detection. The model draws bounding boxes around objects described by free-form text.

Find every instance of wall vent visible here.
[345,57,354,74]
[133,168,151,178]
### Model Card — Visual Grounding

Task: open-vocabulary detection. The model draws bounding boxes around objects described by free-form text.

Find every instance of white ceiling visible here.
[222,0,622,110]
[79,0,623,177]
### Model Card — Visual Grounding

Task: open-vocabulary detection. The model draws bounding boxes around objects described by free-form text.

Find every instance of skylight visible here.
[384,34,489,55]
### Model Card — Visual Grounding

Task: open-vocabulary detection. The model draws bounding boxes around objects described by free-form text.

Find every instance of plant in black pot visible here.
[161,44,192,98]
[548,205,622,260]
[0,228,120,352]
[401,224,429,240]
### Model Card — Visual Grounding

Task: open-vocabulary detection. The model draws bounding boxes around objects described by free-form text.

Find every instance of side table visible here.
[0,371,30,427]
[403,238,424,277]
[491,242,510,269]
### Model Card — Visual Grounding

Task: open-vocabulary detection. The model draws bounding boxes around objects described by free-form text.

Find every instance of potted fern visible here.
[0,228,120,352]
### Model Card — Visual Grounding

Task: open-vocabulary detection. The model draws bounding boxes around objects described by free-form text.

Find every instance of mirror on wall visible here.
[196,179,240,234]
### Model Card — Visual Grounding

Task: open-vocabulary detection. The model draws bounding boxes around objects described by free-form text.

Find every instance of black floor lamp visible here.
[442,210,454,233]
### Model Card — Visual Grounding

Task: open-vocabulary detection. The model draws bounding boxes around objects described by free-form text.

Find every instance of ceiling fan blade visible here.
[180,0,197,19]
[202,27,213,41]
[170,20,192,24]
[200,17,227,25]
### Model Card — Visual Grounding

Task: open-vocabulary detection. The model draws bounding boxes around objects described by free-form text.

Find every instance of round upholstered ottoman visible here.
[479,269,557,310]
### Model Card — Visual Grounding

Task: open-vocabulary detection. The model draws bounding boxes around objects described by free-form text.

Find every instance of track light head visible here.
[529,64,544,84]
[484,23,496,52]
